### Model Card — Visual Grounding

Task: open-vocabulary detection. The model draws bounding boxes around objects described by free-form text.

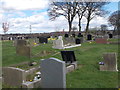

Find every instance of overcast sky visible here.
[0,0,119,34]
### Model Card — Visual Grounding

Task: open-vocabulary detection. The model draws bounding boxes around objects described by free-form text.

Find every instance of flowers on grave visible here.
[89,42,92,44]
[99,62,104,65]
[30,80,33,82]
[34,43,37,45]
[48,38,56,40]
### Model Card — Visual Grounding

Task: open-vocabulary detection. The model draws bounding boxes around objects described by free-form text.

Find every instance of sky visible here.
[0,0,119,34]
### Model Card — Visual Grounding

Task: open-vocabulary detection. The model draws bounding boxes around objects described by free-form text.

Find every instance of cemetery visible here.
[1,34,119,88]
[0,0,120,89]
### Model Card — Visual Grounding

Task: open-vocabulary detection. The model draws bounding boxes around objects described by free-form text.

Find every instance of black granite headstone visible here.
[87,34,92,40]
[39,37,48,43]
[78,33,81,37]
[61,51,76,63]
[65,34,69,38]
[109,34,113,38]
[75,38,81,44]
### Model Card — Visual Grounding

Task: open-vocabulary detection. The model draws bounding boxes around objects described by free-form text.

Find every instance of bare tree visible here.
[84,2,109,35]
[48,0,78,33]
[2,22,9,34]
[108,10,120,31]
[77,2,87,32]
[101,24,108,31]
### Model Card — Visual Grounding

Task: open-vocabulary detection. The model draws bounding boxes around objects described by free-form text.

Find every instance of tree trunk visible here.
[85,20,90,35]
[85,15,90,35]
[68,21,72,33]
[78,18,81,32]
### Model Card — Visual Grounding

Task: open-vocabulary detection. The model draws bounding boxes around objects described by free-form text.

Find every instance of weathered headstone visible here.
[100,53,118,71]
[16,46,30,58]
[16,40,27,46]
[41,58,66,88]
[2,67,26,87]
[58,36,63,40]
[53,39,64,49]
[61,51,76,63]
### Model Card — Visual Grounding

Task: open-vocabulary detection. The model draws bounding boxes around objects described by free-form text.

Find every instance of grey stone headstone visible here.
[52,39,64,49]
[2,67,26,87]
[14,40,27,47]
[103,53,117,71]
[16,46,30,58]
[41,58,66,88]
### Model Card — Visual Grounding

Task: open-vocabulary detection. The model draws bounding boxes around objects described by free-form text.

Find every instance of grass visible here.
[2,39,119,88]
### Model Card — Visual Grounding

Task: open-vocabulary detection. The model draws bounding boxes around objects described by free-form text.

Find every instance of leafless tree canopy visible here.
[108,10,120,30]
[48,0,78,33]
[48,1,109,34]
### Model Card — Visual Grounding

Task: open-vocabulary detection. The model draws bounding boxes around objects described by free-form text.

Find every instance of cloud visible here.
[2,0,49,10]
[0,0,112,34]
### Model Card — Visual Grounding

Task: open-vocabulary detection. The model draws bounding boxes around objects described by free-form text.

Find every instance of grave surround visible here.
[100,53,118,71]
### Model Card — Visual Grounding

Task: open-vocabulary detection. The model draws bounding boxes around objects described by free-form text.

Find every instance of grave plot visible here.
[95,38,109,44]
[2,57,78,88]
[52,36,81,49]
[2,66,41,88]
[99,52,118,71]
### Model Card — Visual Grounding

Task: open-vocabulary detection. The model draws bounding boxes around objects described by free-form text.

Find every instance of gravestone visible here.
[58,36,63,40]
[2,67,26,87]
[16,40,27,46]
[61,51,76,63]
[72,34,75,37]
[16,46,30,58]
[95,38,108,44]
[104,34,109,39]
[64,37,75,46]
[53,39,64,49]
[77,33,81,37]
[34,38,39,44]
[100,53,118,71]
[109,34,113,38]
[75,38,81,44]
[39,37,48,43]
[41,58,66,88]
[87,34,92,40]
[64,34,69,38]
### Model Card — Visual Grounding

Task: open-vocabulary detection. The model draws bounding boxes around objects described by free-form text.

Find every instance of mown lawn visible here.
[2,39,119,88]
